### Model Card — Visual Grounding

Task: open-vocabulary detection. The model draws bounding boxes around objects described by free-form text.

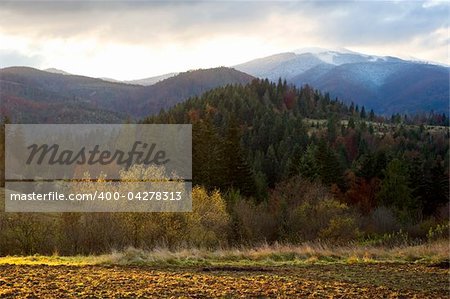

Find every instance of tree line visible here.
[0,78,448,254]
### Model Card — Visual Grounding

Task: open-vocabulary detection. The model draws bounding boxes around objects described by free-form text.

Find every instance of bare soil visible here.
[0,263,448,298]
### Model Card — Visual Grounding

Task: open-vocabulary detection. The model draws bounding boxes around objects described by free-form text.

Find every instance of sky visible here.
[0,1,448,81]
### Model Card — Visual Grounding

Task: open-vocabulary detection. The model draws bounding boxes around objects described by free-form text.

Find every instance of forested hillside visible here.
[143,78,449,243]
[0,67,253,122]
[0,79,448,254]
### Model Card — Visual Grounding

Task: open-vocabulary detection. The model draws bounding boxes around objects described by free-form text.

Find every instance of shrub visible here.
[229,198,278,245]
[319,217,360,243]
[369,206,400,234]
[289,197,359,243]
[427,223,450,242]
[185,186,230,248]
[363,230,411,248]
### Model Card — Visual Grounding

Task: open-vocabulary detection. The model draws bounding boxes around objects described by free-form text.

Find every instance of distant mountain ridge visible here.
[0,66,254,123]
[1,48,448,122]
[137,68,254,115]
[43,68,178,86]
[235,49,448,114]
[44,68,72,75]
[234,48,404,82]
[125,72,178,86]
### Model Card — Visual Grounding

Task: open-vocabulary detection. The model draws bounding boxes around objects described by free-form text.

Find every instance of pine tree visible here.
[369,109,375,121]
[192,117,225,189]
[377,159,417,221]
[222,118,257,196]
[299,144,319,181]
[360,106,366,119]
[314,140,344,188]
[349,102,355,115]
[348,118,356,129]
[411,157,449,216]
[327,115,338,143]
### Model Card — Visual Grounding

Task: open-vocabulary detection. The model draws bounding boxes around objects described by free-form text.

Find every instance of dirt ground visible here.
[0,263,448,298]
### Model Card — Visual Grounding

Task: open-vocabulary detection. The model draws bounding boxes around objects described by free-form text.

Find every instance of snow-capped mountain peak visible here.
[294,46,355,55]
[293,47,391,66]
[233,47,448,115]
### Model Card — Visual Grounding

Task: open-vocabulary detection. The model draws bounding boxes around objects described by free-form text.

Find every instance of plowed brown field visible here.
[0,263,448,298]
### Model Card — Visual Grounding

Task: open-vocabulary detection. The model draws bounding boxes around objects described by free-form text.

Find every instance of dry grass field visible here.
[0,242,448,298]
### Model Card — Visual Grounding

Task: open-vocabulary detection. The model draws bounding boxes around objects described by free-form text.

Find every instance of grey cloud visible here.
[0,1,447,55]
[0,2,276,41]
[305,1,448,45]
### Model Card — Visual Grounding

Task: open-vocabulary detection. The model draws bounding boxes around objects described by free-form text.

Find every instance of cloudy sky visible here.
[0,1,448,80]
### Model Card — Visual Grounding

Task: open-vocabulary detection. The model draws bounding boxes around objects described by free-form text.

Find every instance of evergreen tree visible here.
[369,109,375,121]
[360,106,366,119]
[192,117,225,189]
[348,118,356,129]
[315,140,344,188]
[410,157,449,216]
[299,144,319,181]
[377,159,417,221]
[349,102,355,115]
[327,115,338,143]
[222,118,257,196]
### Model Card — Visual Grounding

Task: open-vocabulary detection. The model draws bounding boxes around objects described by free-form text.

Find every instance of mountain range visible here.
[0,67,253,123]
[44,68,178,86]
[234,48,448,115]
[0,48,448,123]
